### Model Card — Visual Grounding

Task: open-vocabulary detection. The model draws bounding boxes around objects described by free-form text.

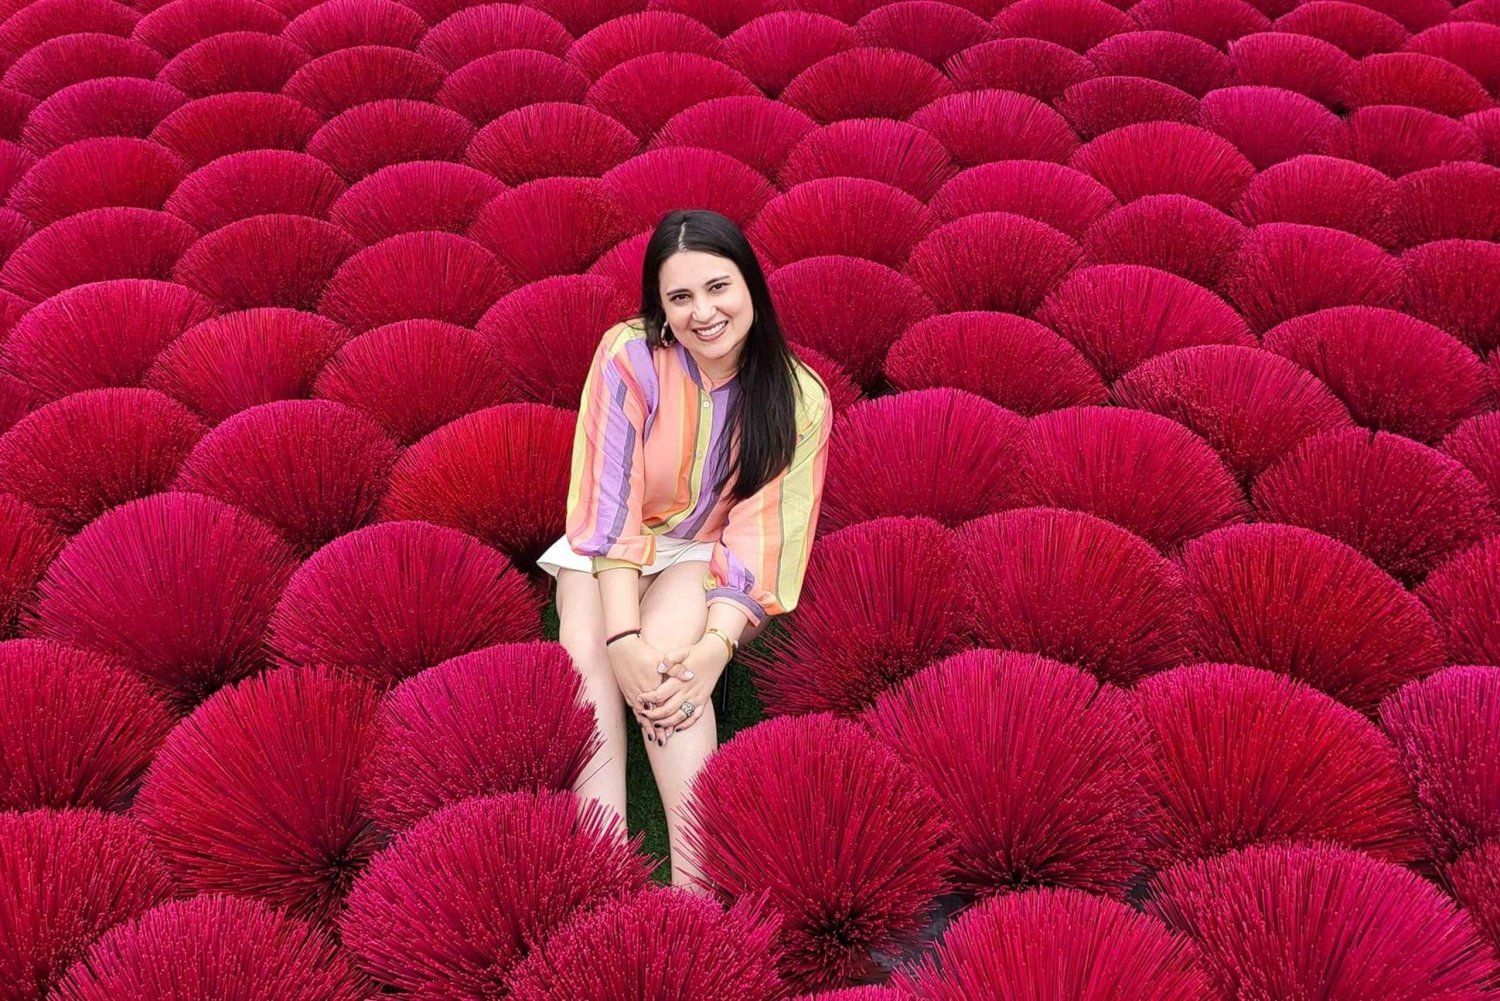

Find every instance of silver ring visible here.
[680,700,694,719]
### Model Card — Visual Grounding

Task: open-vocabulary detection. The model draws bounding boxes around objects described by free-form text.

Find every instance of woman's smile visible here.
[692,319,729,342]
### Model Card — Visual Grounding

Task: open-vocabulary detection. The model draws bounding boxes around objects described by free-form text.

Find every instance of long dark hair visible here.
[639,209,800,502]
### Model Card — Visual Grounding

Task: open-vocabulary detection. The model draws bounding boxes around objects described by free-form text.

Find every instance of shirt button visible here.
[702,400,711,409]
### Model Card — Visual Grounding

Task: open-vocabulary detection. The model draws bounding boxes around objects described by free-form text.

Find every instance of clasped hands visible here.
[608,633,730,746]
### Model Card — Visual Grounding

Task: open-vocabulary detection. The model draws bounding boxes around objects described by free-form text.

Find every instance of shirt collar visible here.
[677,341,737,393]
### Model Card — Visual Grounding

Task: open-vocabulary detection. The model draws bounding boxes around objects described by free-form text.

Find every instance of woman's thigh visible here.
[638,560,710,650]
[559,559,753,655]
[641,564,768,648]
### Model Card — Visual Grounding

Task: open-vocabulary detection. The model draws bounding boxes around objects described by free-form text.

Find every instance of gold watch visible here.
[705,627,737,661]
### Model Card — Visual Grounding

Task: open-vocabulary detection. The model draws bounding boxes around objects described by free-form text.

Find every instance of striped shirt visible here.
[565,319,833,625]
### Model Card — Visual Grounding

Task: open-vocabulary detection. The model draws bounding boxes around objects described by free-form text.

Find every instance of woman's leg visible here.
[636,559,716,889]
[554,567,649,829]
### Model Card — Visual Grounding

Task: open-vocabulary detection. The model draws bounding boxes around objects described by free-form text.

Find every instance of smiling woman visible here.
[659,253,748,377]
[534,208,833,891]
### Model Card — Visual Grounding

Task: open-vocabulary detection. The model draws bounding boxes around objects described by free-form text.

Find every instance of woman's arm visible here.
[564,326,663,739]
[596,565,643,637]
[565,326,658,571]
[706,601,753,646]
[705,386,834,626]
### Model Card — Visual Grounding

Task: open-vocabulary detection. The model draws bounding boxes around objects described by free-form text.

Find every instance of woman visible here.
[536,209,833,888]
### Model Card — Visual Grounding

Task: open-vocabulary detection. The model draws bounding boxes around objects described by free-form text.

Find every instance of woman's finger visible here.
[641,677,689,704]
[654,660,694,682]
[667,693,709,735]
[663,708,681,740]
[643,697,685,722]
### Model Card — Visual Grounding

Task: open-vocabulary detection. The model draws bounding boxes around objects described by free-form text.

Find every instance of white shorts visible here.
[535,533,715,578]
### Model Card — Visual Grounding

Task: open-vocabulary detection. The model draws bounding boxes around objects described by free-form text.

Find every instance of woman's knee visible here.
[554,579,612,680]
[639,563,709,649]
[561,639,612,693]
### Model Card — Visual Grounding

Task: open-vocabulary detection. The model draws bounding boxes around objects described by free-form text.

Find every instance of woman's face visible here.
[658,250,753,377]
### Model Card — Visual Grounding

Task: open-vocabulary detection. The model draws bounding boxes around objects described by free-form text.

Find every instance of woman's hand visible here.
[639,637,732,743]
[607,635,671,743]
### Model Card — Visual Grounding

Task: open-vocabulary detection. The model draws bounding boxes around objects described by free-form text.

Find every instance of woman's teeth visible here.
[695,320,727,340]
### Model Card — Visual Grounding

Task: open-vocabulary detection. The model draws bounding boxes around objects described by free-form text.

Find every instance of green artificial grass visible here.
[539,598,771,884]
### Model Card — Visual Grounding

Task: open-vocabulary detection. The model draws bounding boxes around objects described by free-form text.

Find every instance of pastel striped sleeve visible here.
[565,327,657,573]
[706,376,833,625]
